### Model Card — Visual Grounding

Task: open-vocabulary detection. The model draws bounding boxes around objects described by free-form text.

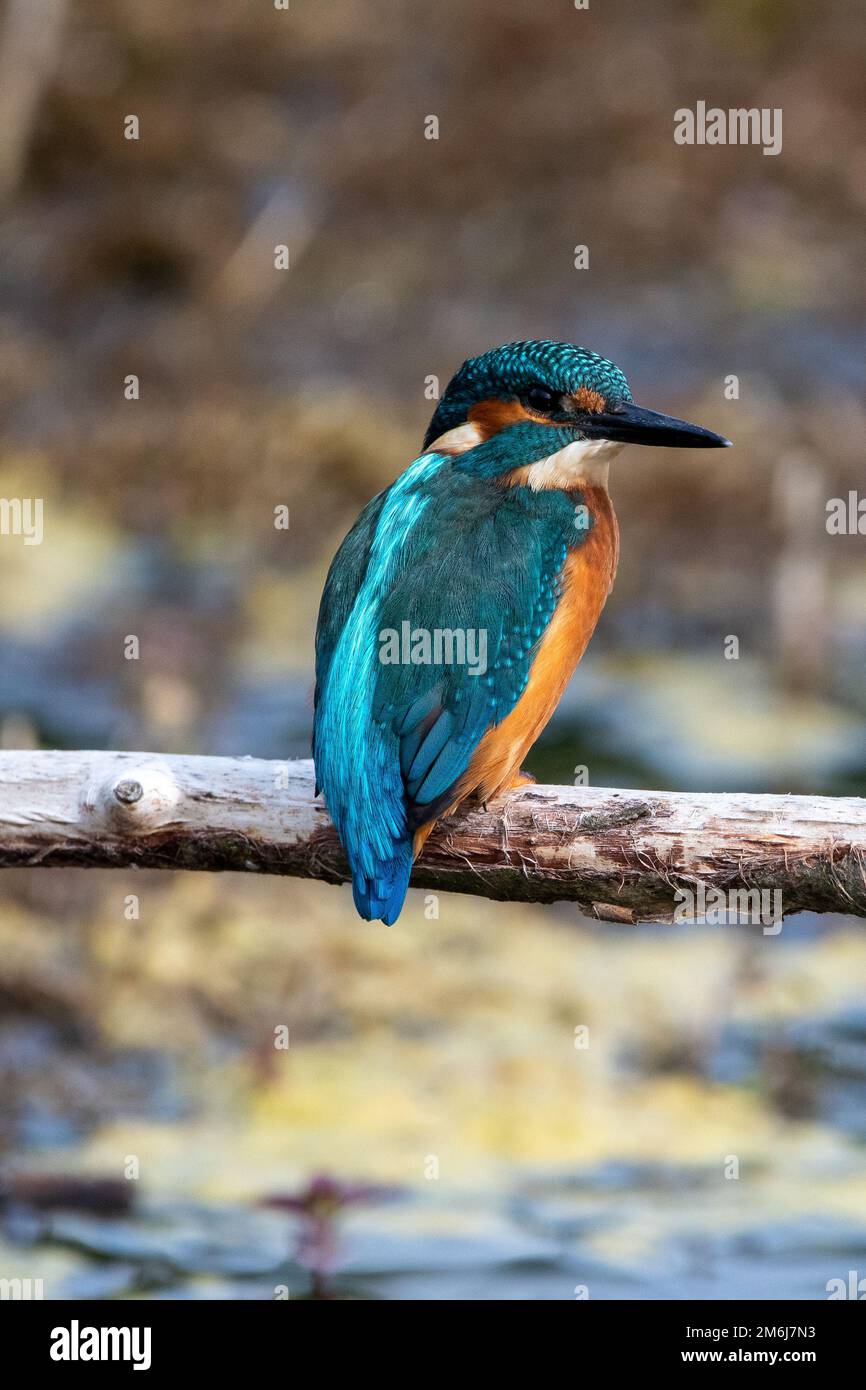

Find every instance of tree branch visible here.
[0,751,863,922]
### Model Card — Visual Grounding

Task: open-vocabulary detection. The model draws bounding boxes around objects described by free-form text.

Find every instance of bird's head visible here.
[423,340,730,482]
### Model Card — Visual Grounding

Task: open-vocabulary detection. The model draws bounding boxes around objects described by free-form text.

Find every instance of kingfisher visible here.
[313,340,730,924]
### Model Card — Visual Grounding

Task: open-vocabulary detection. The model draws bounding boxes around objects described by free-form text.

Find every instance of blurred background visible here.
[0,0,865,1299]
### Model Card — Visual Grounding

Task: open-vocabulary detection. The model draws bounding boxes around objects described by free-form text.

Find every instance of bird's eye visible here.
[526,385,554,412]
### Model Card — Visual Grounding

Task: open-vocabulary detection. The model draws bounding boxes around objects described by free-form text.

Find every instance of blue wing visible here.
[313,451,578,923]
[373,488,575,818]
[313,488,387,791]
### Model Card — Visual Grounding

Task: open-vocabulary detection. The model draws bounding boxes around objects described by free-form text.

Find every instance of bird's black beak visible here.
[583,401,731,449]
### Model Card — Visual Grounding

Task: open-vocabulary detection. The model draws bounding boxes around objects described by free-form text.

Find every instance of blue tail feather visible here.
[351,840,414,925]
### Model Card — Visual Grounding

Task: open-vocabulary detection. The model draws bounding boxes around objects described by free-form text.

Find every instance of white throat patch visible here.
[521,437,623,491]
[427,421,484,454]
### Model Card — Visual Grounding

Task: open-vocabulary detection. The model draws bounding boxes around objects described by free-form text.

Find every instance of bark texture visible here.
[0,751,864,922]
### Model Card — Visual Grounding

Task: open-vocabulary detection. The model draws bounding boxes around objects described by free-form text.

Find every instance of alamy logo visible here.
[826,492,866,534]
[379,622,488,676]
[0,497,43,545]
[674,885,783,935]
[0,1276,43,1299]
[826,1270,866,1299]
[50,1320,152,1370]
[674,102,782,156]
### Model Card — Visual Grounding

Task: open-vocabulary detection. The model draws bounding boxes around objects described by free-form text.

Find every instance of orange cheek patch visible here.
[569,387,606,414]
[467,398,537,438]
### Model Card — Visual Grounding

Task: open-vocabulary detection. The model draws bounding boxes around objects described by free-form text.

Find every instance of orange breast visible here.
[414,486,619,853]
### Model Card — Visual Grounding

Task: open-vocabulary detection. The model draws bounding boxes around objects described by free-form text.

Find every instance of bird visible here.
[313,339,730,924]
